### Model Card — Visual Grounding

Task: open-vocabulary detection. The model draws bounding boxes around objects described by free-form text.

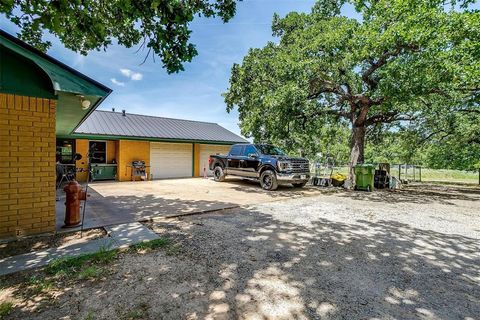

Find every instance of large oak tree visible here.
[1,0,237,73]
[224,0,479,178]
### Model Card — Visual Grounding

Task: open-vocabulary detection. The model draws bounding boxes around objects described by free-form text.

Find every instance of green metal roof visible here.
[0,30,110,97]
[0,29,112,135]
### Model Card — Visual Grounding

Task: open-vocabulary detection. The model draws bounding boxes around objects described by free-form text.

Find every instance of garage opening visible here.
[150,142,193,179]
[198,144,231,176]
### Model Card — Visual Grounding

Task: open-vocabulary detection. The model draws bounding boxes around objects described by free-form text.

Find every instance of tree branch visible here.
[362,44,420,91]
[365,112,416,126]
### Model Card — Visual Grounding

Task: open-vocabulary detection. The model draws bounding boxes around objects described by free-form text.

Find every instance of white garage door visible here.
[150,142,192,179]
[199,144,231,176]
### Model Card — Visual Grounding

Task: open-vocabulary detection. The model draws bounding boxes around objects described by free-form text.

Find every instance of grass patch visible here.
[420,168,478,183]
[0,302,13,319]
[120,302,150,320]
[77,266,103,280]
[166,243,182,256]
[123,309,147,320]
[27,275,54,294]
[129,238,170,252]
[82,310,95,320]
[45,246,118,279]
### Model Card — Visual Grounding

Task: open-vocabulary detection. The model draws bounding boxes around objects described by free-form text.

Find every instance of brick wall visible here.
[0,93,56,239]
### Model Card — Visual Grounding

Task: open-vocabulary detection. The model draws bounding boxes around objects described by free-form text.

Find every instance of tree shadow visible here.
[331,183,480,205]
[5,187,480,319]
[56,187,242,231]
[223,178,328,199]
[167,212,479,320]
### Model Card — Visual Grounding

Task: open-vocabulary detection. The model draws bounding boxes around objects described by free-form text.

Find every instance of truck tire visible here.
[260,170,278,191]
[213,166,226,182]
[292,182,307,188]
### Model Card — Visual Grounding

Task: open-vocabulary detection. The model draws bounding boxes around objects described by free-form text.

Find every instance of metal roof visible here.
[0,30,112,97]
[74,110,247,144]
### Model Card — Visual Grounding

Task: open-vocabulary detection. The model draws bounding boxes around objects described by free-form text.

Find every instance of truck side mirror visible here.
[248,153,258,158]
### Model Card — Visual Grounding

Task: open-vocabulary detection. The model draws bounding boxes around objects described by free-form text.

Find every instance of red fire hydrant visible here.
[63,181,87,227]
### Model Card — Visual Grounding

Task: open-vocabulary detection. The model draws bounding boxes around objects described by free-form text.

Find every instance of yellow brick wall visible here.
[117,140,150,181]
[0,93,56,239]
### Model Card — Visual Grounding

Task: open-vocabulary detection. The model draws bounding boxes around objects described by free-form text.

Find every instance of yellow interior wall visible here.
[75,139,89,182]
[106,140,116,163]
[117,140,150,181]
[75,139,118,182]
[193,143,201,177]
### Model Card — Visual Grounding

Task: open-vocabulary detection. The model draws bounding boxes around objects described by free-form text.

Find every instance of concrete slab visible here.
[56,178,324,232]
[0,223,158,276]
[105,222,159,248]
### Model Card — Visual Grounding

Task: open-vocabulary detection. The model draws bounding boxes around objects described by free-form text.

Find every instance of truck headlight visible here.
[278,161,292,171]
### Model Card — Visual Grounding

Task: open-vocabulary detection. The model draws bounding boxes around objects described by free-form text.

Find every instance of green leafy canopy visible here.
[0,0,238,73]
[224,0,479,170]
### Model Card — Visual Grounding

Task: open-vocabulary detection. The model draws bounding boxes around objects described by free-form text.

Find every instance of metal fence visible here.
[392,164,422,182]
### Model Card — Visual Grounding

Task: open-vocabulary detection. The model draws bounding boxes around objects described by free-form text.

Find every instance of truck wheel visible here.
[292,182,307,188]
[260,170,278,191]
[213,166,226,182]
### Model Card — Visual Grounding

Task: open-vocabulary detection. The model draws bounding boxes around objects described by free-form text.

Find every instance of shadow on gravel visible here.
[180,212,480,320]
[332,183,480,205]
[224,178,322,198]
[4,202,480,319]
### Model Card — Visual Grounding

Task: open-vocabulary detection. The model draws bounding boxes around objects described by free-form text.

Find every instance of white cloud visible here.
[120,68,133,77]
[130,72,143,81]
[120,68,143,81]
[110,78,125,86]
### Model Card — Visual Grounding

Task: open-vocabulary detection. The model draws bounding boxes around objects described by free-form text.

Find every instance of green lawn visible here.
[417,168,479,184]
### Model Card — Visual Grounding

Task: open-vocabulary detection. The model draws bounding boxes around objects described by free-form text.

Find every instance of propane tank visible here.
[63,181,86,227]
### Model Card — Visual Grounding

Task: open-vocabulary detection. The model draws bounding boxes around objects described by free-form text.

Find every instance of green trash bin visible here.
[354,164,375,191]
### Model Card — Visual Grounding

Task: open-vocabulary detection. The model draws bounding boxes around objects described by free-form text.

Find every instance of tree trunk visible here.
[349,125,366,184]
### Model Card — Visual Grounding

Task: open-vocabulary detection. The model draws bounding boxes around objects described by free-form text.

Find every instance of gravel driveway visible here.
[3,183,479,319]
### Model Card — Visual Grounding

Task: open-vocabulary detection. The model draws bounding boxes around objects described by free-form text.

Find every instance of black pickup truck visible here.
[209,143,310,190]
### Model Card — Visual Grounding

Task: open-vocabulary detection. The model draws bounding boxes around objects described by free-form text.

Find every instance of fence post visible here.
[413,166,416,181]
[398,164,401,181]
[419,166,422,182]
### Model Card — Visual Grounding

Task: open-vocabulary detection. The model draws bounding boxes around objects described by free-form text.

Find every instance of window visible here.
[229,145,243,156]
[89,141,107,164]
[243,145,258,157]
[255,144,286,156]
[56,139,75,164]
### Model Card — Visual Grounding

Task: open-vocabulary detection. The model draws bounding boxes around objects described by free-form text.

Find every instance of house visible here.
[59,110,246,181]
[0,29,111,239]
[0,30,245,240]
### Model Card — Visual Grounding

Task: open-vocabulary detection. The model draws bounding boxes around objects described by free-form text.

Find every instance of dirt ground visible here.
[1,183,479,320]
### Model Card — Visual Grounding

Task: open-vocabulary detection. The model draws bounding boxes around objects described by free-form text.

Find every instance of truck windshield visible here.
[255,144,286,156]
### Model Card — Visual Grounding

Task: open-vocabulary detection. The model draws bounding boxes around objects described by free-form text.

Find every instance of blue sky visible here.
[1,0,326,137]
